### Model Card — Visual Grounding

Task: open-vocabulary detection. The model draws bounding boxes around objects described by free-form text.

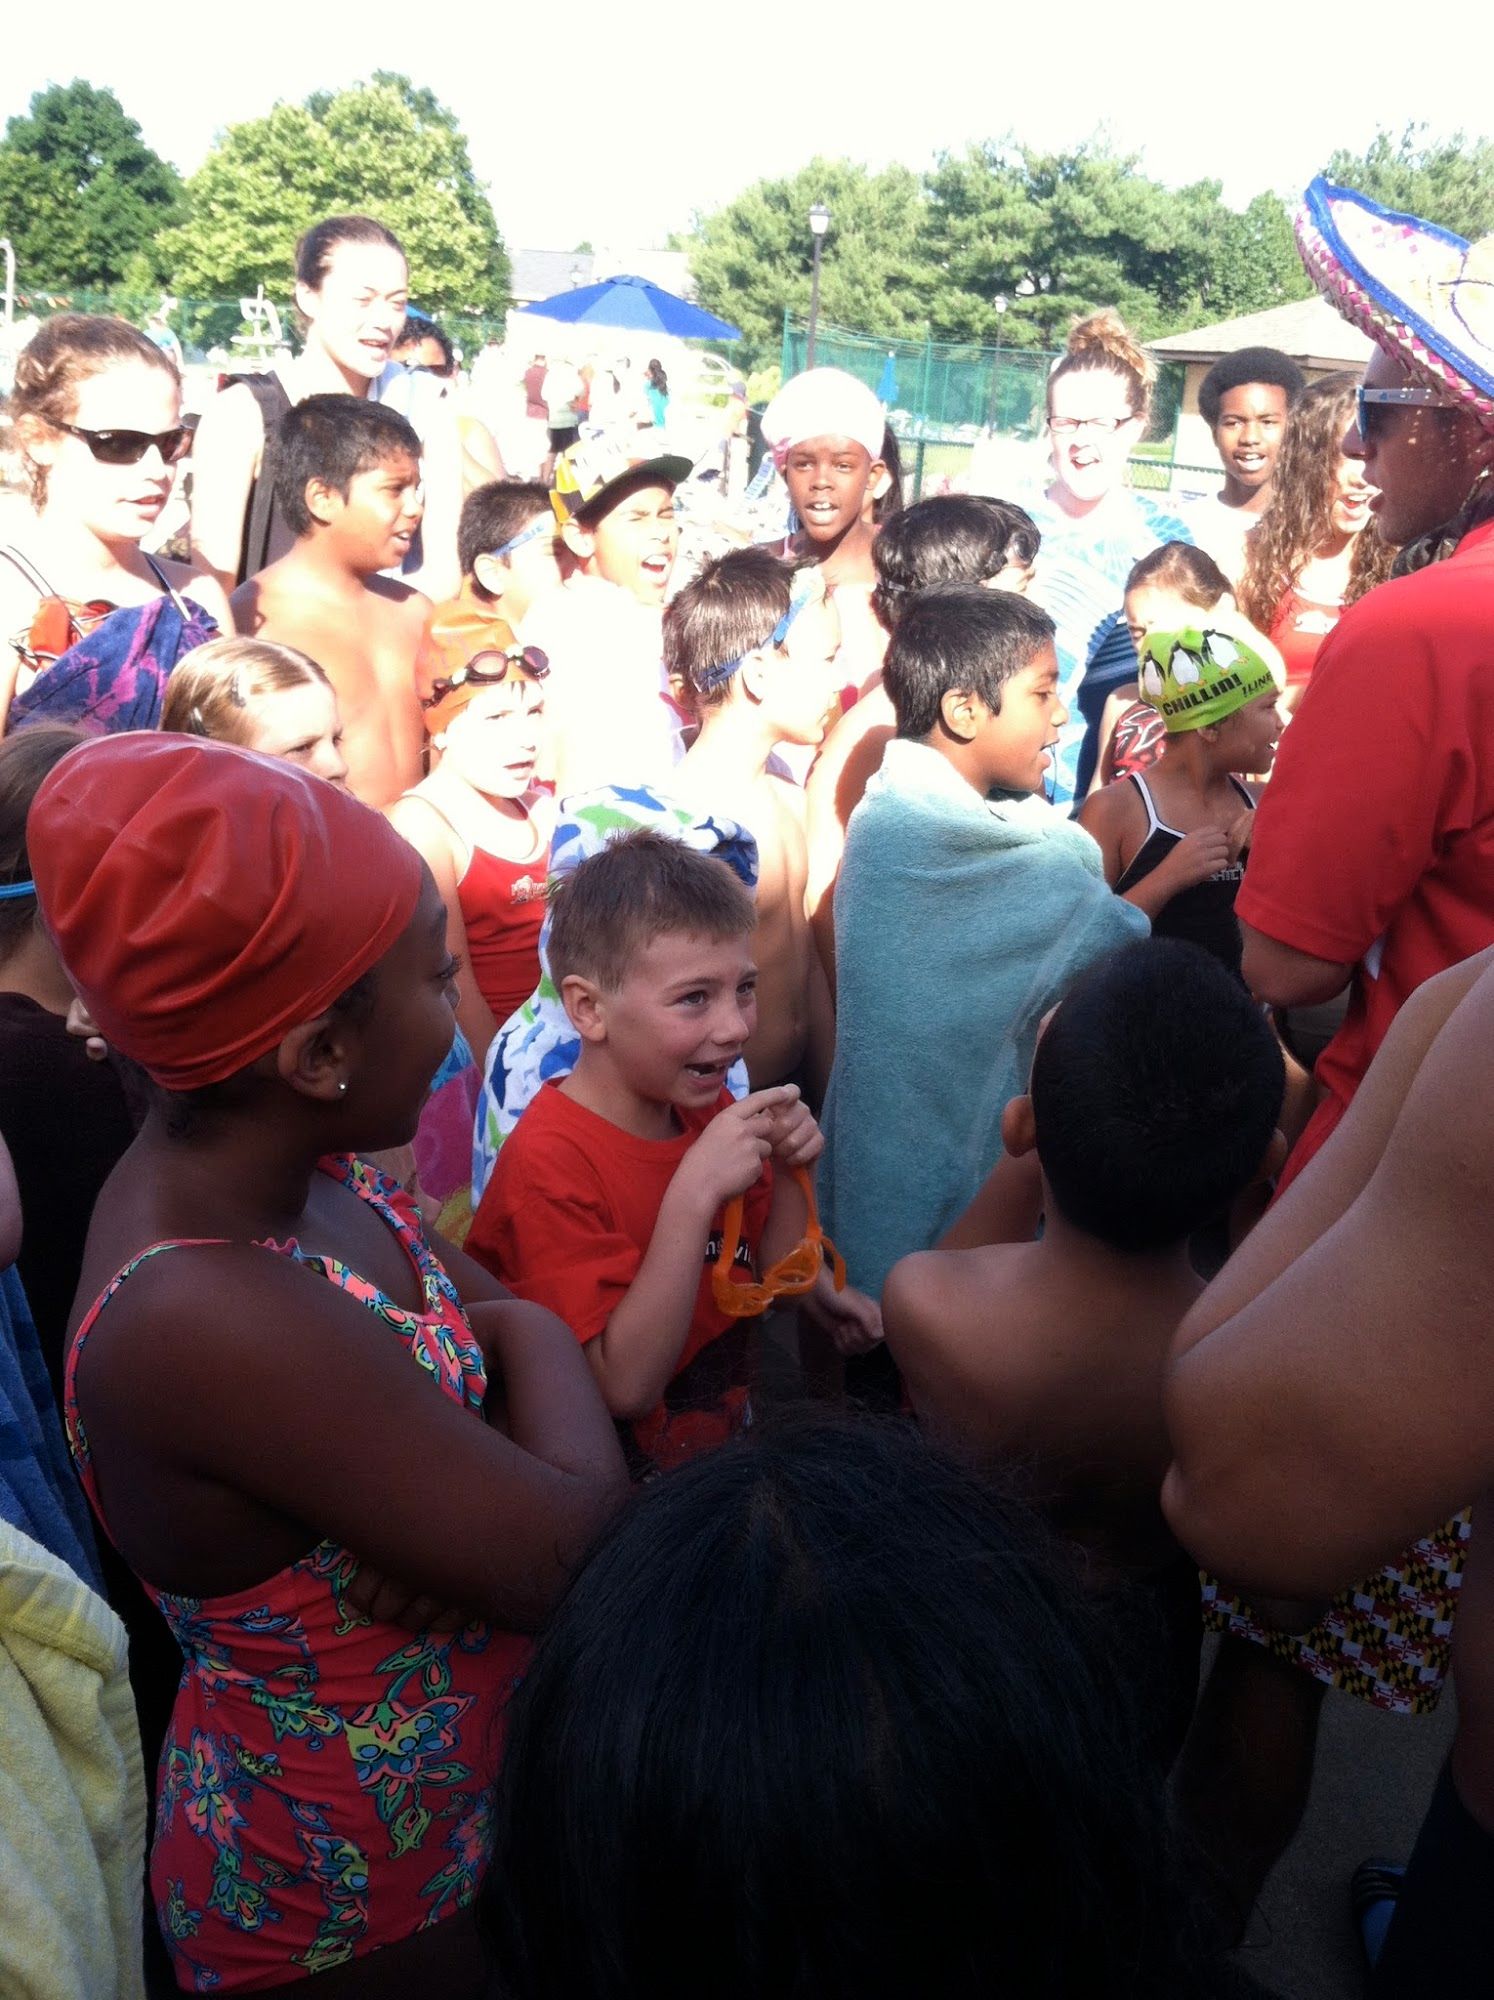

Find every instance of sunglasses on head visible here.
[421,645,551,709]
[712,1164,846,1319]
[1355,384,1456,444]
[56,421,192,467]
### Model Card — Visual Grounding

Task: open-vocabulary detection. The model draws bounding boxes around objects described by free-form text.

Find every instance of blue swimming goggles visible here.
[692,566,827,696]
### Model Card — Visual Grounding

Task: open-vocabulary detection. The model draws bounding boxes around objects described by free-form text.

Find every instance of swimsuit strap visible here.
[1127,770,1178,838]
[0,544,57,597]
[1228,774,1256,811]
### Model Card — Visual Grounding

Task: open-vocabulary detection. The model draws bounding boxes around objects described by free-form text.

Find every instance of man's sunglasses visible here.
[1355,385,1456,444]
[57,421,192,467]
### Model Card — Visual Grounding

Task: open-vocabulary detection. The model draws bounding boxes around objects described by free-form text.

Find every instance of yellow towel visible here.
[0,1518,146,1999]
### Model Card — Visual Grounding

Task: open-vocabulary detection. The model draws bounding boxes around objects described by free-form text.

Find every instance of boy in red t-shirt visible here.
[467,828,879,1475]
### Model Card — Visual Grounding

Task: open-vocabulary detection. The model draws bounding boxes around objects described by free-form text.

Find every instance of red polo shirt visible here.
[1239,517,1494,1186]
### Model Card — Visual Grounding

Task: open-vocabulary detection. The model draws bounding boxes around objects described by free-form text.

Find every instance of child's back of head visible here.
[1124,540,1231,616]
[873,494,1040,631]
[548,826,755,995]
[483,1409,1215,2000]
[273,392,421,540]
[663,545,795,706]
[882,581,1054,740]
[1032,937,1284,1253]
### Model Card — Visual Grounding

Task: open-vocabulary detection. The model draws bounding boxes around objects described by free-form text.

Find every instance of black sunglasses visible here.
[57,421,192,467]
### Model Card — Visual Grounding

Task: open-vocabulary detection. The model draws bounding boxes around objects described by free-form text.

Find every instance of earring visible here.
[338,1080,348,1096]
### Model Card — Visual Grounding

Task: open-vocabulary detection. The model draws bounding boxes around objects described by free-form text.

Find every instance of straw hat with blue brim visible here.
[1295,177,1494,434]
[551,434,693,526]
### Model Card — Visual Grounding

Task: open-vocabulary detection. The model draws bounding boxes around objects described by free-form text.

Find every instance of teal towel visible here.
[820,740,1147,1296]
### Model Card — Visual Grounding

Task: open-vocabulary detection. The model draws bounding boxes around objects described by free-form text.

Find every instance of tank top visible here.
[401,790,548,1029]
[1113,772,1254,978]
[1269,582,1344,696]
[64,1155,528,1991]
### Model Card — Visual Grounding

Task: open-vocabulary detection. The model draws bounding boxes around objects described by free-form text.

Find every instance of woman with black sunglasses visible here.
[1,314,232,734]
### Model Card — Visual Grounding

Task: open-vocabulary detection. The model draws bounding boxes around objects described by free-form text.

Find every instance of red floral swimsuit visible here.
[65,1156,528,1992]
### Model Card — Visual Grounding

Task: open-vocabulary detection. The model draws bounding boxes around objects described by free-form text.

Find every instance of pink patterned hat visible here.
[1295,178,1494,433]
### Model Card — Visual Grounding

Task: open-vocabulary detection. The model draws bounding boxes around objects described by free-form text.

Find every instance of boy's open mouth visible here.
[685,1059,732,1079]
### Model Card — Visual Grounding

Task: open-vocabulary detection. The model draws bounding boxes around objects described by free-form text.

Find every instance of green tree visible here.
[688,158,931,365]
[1324,125,1494,241]
[0,81,183,289]
[164,75,509,318]
[924,143,1309,347]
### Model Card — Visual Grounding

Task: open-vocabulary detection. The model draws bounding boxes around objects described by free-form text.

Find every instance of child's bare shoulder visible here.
[885,1242,1033,1351]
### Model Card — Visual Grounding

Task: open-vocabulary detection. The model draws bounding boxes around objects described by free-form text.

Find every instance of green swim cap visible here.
[1137,626,1279,734]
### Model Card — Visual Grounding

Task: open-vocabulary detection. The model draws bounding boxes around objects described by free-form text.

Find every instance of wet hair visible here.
[883,583,1055,738]
[0,727,87,959]
[872,494,1040,631]
[872,424,903,525]
[663,547,800,712]
[483,1408,1222,2000]
[293,214,406,294]
[6,313,179,506]
[394,317,456,375]
[1237,371,1397,630]
[161,638,334,748]
[1125,540,1232,609]
[459,480,553,592]
[1047,309,1155,430]
[274,394,421,538]
[1032,938,1284,1253]
[546,828,754,993]
[1197,347,1306,431]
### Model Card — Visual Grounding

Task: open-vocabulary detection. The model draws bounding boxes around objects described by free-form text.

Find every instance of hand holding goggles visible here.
[711,1164,847,1319]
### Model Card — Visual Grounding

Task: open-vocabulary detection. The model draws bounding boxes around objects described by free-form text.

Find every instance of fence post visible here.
[780,306,792,384]
[913,321,933,500]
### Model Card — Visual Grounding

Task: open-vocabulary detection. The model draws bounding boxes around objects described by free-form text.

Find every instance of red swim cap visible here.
[29,732,424,1089]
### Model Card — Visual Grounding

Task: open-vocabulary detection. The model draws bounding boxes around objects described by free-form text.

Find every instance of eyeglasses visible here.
[1048,414,1132,437]
[1355,384,1457,444]
[711,1164,847,1319]
[420,645,550,710]
[56,421,192,466]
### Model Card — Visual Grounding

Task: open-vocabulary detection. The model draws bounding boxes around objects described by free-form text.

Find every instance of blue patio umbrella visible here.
[519,273,741,341]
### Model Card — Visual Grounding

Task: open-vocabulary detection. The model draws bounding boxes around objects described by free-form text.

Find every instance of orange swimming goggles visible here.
[712,1164,847,1319]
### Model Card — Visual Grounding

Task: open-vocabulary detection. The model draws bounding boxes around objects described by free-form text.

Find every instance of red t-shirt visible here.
[1239,518,1494,1186]
[467,1080,774,1475]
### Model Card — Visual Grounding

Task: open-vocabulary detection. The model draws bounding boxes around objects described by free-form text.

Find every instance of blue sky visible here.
[4,0,1493,252]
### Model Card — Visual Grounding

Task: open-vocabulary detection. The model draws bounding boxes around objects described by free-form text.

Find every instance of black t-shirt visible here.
[0,992,136,1400]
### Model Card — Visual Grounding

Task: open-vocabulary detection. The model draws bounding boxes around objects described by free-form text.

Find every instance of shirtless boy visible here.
[666,550,840,1096]
[884,937,1285,1746]
[759,368,892,699]
[231,394,429,807]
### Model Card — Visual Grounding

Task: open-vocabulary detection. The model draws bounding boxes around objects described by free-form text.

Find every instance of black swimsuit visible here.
[1113,772,1254,977]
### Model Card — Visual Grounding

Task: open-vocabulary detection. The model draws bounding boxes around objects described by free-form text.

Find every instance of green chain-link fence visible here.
[780,312,1221,504]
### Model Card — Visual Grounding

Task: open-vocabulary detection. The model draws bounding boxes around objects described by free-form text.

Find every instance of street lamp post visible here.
[989,291,1008,432]
[806,203,831,368]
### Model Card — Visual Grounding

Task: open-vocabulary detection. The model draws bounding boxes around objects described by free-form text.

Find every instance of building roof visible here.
[509,247,695,306]
[1150,294,1373,372]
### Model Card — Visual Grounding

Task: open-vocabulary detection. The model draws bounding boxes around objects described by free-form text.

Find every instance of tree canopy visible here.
[162,75,509,316]
[0,81,183,289]
[690,139,1317,362]
[1324,125,1494,243]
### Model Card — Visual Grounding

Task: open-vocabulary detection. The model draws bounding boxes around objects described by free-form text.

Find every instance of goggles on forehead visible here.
[487,518,559,562]
[691,566,827,697]
[711,1164,847,1319]
[420,644,550,710]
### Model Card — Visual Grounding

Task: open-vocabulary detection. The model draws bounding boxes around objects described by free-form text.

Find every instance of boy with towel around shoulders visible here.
[819,582,1146,1300]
